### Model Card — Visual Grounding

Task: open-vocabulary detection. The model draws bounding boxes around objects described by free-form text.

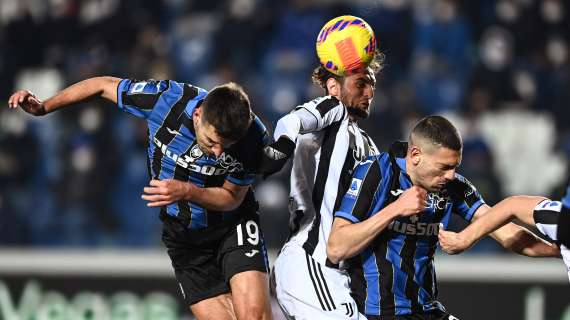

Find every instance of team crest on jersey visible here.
[347,178,362,198]
[427,192,451,211]
[353,145,366,162]
[190,144,204,160]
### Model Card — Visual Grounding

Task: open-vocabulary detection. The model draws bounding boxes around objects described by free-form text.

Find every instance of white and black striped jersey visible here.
[533,199,570,281]
[274,96,379,265]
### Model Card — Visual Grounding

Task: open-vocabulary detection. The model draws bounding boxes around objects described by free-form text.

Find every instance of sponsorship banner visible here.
[1,276,567,320]
[0,276,183,320]
[0,251,567,320]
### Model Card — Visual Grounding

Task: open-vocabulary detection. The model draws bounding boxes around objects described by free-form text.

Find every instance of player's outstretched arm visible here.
[470,200,560,257]
[8,76,121,116]
[141,179,249,212]
[439,196,547,254]
[327,186,427,264]
[260,97,346,177]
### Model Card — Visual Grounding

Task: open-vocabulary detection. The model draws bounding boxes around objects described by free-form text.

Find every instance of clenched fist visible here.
[438,226,472,255]
[141,179,193,207]
[392,186,428,217]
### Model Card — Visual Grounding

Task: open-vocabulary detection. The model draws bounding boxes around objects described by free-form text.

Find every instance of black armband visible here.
[259,136,295,177]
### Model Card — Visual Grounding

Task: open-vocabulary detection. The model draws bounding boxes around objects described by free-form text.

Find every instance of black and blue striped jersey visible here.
[116,79,270,229]
[334,142,485,317]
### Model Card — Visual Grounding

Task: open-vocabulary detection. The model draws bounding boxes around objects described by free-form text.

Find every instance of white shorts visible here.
[272,243,367,320]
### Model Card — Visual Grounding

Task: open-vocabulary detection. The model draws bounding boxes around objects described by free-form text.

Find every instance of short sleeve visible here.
[448,174,486,222]
[117,79,171,119]
[335,155,383,223]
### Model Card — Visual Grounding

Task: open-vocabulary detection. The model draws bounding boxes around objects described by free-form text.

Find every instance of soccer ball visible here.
[316,15,377,76]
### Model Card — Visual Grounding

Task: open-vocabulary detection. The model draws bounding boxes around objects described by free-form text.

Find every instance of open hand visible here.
[8,90,46,116]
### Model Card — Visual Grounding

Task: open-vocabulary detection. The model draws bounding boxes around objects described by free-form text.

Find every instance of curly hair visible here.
[311,50,385,93]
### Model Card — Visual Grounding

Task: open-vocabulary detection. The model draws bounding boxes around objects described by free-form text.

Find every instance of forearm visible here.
[468,196,546,246]
[463,199,521,245]
[185,183,245,212]
[43,76,121,113]
[491,223,560,257]
[327,205,400,263]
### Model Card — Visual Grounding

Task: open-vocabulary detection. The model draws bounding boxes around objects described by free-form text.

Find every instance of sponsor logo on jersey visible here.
[217,152,244,172]
[388,218,440,236]
[263,145,287,160]
[391,189,404,197]
[166,127,181,136]
[245,249,259,257]
[153,137,243,176]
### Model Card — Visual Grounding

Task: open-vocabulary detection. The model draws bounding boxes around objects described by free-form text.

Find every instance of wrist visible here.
[462,231,477,248]
[183,182,195,202]
[41,100,53,115]
[385,202,403,220]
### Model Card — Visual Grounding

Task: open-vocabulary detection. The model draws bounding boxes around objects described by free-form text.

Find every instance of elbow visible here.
[502,228,556,257]
[500,228,525,254]
[326,241,347,265]
[97,76,121,101]
[219,200,241,212]
[221,194,246,211]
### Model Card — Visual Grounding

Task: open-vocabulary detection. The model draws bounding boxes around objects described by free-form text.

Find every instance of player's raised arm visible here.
[439,196,547,254]
[259,95,348,176]
[8,76,121,116]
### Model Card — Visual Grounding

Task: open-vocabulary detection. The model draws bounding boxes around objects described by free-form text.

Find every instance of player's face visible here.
[339,68,376,119]
[193,108,235,158]
[412,146,461,192]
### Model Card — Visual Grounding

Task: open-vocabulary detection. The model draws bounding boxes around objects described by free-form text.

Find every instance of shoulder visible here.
[354,152,390,178]
[297,96,343,115]
[226,114,271,171]
[446,173,478,200]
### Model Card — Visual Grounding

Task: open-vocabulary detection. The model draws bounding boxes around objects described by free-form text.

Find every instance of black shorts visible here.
[368,310,459,320]
[161,210,269,305]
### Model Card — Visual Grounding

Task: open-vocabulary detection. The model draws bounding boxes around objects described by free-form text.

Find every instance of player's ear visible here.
[410,145,422,165]
[326,78,340,97]
[194,106,203,122]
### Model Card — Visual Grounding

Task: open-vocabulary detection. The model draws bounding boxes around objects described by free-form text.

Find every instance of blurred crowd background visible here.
[1,0,569,252]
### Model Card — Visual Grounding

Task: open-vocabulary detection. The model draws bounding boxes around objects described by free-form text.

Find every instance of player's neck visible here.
[405,156,421,187]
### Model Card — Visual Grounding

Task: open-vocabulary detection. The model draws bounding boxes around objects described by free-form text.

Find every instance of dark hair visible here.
[201,82,252,141]
[410,115,462,151]
[311,49,385,94]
